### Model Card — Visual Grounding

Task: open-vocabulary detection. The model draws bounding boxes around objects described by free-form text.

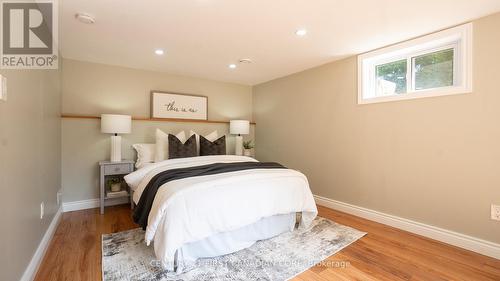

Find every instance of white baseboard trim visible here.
[314,195,500,260]
[20,207,62,281]
[62,197,129,212]
[62,198,99,212]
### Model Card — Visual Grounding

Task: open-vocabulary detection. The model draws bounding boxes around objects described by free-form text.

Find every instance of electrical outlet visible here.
[491,204,500,221]
[57,191,62,205]
[0,75,7,102]
[40,202,44,219]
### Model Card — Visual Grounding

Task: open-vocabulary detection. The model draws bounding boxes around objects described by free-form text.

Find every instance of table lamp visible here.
[230,120,249,156]
[101,114,131,162]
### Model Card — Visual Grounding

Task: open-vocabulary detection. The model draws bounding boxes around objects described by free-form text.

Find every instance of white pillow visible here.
[132,144,156,169]
[155,129,186,162]
[189,130,218,153]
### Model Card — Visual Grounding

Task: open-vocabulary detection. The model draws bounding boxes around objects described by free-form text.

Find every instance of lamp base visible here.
[235,135,243,156]
[110,135,122,162]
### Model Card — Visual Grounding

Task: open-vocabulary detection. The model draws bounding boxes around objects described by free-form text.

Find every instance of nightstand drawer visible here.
[104,164,131,175]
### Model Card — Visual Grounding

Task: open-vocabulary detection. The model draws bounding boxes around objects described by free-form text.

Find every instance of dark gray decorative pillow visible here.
[200,135,226,156]
[168,134,197,159]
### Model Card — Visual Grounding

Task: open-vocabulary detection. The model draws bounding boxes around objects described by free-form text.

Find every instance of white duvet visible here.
[124,155,318,270]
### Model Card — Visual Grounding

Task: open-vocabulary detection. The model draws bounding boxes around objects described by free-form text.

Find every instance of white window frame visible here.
[358,23,473,104]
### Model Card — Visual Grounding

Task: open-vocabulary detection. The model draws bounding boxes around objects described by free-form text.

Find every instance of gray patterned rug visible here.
[102,217,366,281]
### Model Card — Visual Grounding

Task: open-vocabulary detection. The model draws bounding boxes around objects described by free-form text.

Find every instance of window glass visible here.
[375,59,407,96]
[413,48,454,90]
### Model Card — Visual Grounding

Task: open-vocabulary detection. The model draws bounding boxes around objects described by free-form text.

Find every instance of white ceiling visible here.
[60,0,500,85]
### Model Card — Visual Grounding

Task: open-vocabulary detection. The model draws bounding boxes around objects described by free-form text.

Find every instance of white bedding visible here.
[124,155,318,270]
[177,213,296,271]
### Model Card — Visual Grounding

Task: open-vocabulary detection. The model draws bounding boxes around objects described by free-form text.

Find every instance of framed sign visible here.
[151,91,208,120]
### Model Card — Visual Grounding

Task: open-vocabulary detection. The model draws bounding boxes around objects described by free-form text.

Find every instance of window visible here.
[358,23,472,104]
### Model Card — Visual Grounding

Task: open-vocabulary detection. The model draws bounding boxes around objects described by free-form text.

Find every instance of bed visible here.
[124,155,318,272]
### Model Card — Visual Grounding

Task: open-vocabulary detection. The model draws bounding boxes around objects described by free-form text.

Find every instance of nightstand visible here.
[99,160,135,214]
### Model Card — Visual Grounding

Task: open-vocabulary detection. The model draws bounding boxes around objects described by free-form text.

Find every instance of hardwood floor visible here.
[35,204,500,281]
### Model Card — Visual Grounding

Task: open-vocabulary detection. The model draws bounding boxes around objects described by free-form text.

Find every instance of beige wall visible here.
[61,59,254,202]
[0,68,61,280]
[62,59,253,119]
[253,13,500,243]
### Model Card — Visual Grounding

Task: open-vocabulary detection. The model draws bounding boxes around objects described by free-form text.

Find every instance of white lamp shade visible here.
[230,120,250,135]
[101,114,131,134]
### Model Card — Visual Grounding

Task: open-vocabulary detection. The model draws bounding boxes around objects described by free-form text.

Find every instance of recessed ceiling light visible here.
[75,13,95,24]
[155,49,165,55]
[295,28,307,36]
[228,64,237,69]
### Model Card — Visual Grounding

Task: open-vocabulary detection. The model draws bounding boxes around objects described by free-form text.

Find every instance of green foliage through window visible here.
[376,59,407,95]
[414,48,454,90]
[374,48,454,96]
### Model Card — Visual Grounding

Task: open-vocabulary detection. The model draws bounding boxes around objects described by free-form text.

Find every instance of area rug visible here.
[102,217,366,281]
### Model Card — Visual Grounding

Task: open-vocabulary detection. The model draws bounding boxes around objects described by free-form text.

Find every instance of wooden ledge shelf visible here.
[61,114,256,125]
